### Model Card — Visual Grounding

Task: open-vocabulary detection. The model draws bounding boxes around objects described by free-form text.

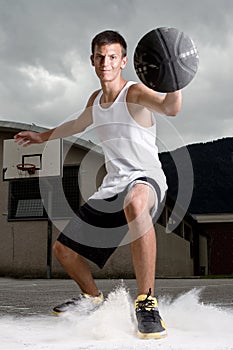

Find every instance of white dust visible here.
[0,286,233,350]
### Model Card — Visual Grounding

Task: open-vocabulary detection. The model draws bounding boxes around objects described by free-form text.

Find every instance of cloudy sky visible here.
[0,0,232,150]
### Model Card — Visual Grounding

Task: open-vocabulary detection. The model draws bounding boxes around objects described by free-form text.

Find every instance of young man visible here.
[14,30,182,339]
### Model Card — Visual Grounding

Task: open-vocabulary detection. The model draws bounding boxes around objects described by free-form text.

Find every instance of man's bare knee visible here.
[124,184,154,220]
[124,195,145,220]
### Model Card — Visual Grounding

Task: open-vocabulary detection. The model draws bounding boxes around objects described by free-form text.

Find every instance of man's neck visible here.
[100,78,127,105]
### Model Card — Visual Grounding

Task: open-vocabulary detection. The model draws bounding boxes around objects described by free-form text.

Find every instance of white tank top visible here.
[90,81,167,200]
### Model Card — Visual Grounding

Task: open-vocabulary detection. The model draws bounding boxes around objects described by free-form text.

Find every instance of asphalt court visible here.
[0,277,233,316]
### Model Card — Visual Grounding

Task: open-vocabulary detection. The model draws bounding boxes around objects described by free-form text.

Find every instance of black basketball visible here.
[134,27,199,93]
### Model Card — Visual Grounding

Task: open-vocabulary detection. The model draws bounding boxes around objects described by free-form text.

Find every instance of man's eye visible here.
[95,54,103,59]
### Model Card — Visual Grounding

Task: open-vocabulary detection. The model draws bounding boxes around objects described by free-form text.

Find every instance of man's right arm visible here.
[14,91,99,146]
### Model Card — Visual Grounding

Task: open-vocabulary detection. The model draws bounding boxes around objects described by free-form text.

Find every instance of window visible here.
[8,178,47,220]
[8,165,80,221]
[16,199,44,218]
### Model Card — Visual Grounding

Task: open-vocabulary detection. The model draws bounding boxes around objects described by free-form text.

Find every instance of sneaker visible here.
[53,291,104,315]
[135,288,167,339]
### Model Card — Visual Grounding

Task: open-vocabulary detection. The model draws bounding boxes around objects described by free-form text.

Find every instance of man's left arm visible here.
[128,83,182,117]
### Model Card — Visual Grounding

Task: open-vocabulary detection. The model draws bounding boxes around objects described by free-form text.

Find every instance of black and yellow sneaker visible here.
[53,291,104,316]
[135,288,167,339]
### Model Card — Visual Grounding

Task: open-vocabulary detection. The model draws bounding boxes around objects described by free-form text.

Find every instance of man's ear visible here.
[90,55,94,66]
[121,56,128,69]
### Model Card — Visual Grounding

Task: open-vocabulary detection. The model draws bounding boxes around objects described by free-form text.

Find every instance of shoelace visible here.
[62,293,87,306]
[136,288,155,311]
[136,288,162,323]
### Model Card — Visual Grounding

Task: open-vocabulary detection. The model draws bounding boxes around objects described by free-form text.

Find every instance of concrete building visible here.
[0,121,198,278]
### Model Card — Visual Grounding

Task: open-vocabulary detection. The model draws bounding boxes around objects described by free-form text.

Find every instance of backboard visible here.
[2,138,63,180]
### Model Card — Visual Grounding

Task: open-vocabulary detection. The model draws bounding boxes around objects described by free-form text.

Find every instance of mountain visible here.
[159,137,233,214]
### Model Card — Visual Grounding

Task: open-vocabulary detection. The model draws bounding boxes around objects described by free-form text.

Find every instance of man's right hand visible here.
[14,131,43,147]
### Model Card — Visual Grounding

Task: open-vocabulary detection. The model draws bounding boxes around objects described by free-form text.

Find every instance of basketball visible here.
[134,27,199,93]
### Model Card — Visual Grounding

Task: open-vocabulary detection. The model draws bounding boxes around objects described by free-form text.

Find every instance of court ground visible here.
[0,277,232,316]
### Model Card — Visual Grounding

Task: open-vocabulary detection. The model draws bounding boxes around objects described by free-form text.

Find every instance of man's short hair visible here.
[91,30,127,57]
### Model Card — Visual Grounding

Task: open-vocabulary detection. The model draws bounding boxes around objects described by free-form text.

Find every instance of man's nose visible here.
[101,56,110,66]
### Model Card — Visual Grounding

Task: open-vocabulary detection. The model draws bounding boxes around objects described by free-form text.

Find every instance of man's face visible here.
[91,43,127,82]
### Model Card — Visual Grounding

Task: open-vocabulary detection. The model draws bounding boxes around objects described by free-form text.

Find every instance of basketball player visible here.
[14,30,182,339]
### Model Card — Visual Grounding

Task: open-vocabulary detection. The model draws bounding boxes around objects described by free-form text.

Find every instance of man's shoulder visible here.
[86,89,101,107]
[127,82,146,104]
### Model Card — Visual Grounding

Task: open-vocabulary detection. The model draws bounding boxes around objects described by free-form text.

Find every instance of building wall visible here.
[156,225,194,276]
[0,128,195,278]
[51,223,194,279]
[0,220,48,277]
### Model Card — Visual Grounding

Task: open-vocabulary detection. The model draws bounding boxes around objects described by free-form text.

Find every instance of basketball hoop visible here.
[17,163,36,175]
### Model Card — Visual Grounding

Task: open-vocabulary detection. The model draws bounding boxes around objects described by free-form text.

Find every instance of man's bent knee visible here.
[124,195,145,220]
[124,184,155,220]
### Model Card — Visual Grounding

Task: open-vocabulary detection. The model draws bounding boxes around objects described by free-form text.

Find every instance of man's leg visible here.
[124,183,157,295]
[124,184,167,339]
[53,241,99,296]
